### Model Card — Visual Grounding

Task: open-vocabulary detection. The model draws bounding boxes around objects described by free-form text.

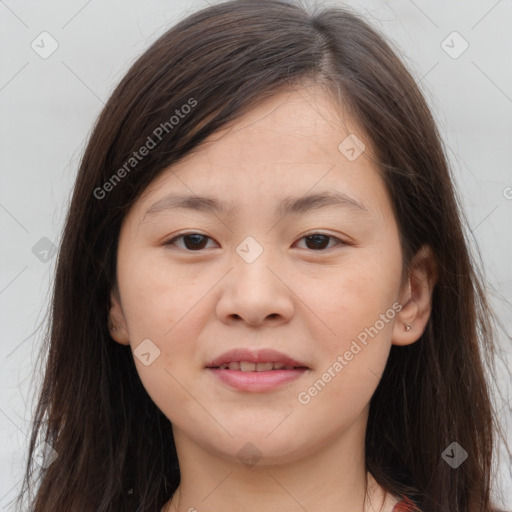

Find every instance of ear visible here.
[108,284,130,346]
[392,245,438,346]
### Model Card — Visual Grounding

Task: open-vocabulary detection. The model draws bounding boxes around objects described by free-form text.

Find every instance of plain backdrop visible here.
[1,0,511,509]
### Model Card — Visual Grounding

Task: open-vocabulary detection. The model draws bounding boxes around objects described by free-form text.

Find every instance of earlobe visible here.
[392,245,438,346]
[108,287,130,346]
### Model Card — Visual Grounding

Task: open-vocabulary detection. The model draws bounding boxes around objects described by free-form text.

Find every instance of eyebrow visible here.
[143,191,370,221]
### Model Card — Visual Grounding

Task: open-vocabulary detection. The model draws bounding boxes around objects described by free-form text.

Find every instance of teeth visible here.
[240,362,256,372]
[216,361,299,371]
[255,362,273,372]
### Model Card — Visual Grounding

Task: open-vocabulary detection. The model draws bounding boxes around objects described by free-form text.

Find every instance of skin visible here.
[109,84,438,512]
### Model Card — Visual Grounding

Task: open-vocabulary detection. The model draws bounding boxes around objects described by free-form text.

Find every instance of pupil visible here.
[185,234,207,250]
[306,235,328,250]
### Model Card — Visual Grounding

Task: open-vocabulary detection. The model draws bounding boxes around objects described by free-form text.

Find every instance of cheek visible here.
[295,285,397,427]
[118,246,203,339]
[290,247,401,408]
[116,251,206,411]
[294,251,402,348]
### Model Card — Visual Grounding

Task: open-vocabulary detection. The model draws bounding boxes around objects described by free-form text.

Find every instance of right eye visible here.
[163,232,219,251]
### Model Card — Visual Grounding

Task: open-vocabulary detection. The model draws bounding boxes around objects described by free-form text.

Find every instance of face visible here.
[109,85,418,466]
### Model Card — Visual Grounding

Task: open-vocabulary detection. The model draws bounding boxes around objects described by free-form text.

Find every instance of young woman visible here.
[15,1,510,511]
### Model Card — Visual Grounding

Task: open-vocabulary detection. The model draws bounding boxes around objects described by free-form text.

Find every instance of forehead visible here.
[147,87,367,176]
[197,86,363,163]
[134,86,390,221]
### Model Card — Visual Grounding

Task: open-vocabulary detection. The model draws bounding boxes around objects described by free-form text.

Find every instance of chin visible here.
[201,427,317,467]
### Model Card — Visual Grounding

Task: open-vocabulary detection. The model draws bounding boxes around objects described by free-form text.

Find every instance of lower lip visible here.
[207,368,308,392]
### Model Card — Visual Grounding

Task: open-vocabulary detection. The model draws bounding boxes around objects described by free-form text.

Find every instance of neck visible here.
[163,412,398,512]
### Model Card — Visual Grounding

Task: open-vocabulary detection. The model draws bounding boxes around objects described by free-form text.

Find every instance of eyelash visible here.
[163,232,347,252]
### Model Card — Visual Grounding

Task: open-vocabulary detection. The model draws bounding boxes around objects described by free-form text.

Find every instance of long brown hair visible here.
[14,1,509,511]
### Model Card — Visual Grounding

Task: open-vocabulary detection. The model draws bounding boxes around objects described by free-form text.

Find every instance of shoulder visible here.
[392,496,422,512]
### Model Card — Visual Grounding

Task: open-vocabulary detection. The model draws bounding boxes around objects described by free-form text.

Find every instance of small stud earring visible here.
[403,323,411,332]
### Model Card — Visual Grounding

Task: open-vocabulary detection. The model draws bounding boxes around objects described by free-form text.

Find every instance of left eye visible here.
[294,233,344,250]
[164,232,344,251]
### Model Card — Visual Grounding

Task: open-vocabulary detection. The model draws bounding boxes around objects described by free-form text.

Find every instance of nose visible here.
[215,249,295,327]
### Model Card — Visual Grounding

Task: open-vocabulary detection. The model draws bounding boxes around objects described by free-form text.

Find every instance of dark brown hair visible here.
[14,1,509,511]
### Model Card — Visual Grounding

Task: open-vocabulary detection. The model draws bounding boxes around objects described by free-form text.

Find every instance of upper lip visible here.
[206,348,308,368]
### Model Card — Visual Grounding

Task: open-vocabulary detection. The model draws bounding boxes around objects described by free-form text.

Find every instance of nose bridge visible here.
[232,234,279,292]
[216,234,294,325]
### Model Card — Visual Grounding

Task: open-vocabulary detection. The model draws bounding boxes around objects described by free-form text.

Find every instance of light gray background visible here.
[1,0,511,509]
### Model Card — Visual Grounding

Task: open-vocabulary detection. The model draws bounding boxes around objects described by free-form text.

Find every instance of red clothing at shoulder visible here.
[392,496,421,512]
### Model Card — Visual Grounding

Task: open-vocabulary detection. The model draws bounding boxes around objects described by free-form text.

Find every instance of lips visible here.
[206,348,310,392]
[205,348,308,371]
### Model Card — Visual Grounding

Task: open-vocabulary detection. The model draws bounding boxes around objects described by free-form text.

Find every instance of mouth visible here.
[205,348,309,370]
[210,361,307,371]
[205,348,310,392]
